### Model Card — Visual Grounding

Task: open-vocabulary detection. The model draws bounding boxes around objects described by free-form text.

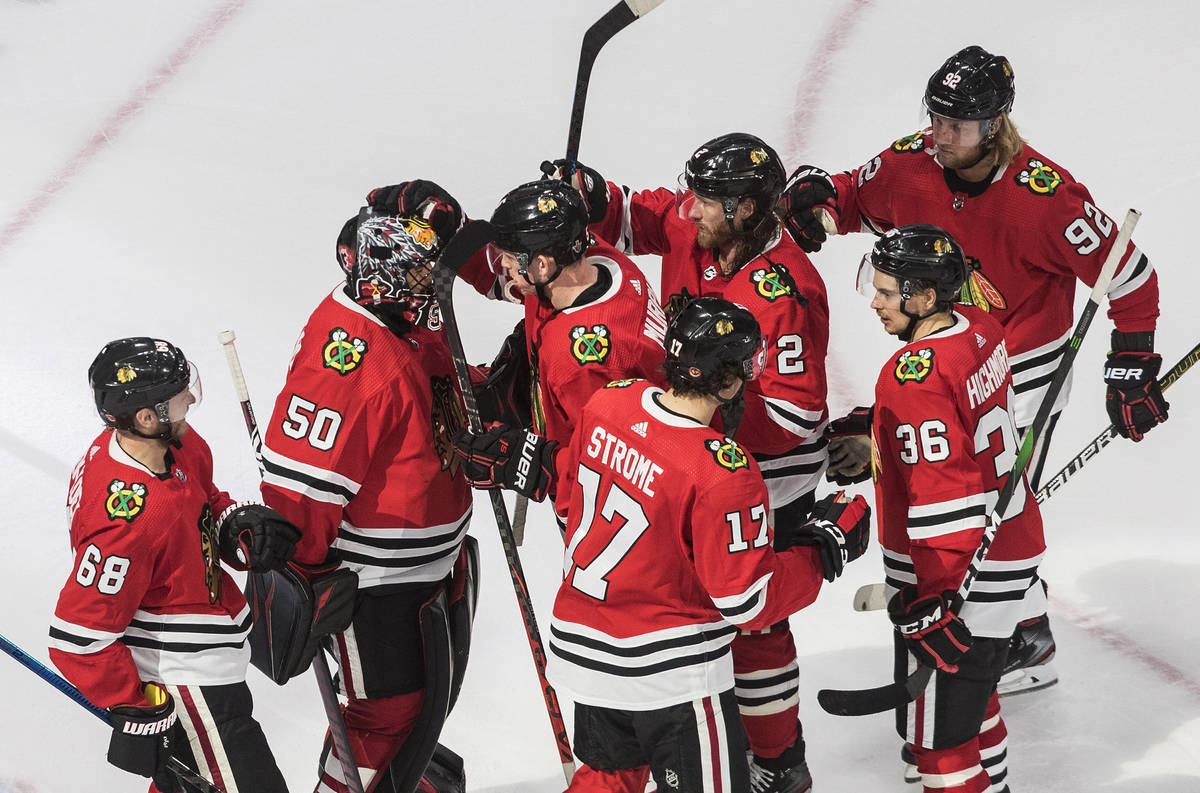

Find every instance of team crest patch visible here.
[570,325,610,365]
[870,432,881,483]
[322,327,368,376]
[605,378,636,388]
[706,437,748,472]
[750,266,794,302]
[958,265,1008,312]
[891,129,929,153]
[1015,158,1063,196]
[115,365,137,384]
[105,480,146,522]
[430,375,467,476]
[894,348,934,384]
[664,288,694,321]
[197,503,221,604]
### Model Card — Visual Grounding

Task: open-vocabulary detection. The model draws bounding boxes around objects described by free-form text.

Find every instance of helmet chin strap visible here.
[897,295,941,343]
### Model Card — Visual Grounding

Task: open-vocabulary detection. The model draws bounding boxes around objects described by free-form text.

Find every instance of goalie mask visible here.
[336,207,441,325]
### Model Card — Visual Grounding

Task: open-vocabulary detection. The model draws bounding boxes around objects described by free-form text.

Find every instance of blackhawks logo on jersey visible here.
[1015,158,1063,196]
[750,263,804,304]
[430,374,467,477]
[605,378,637,388]
[664,287,695,322]
[957,260,1008,313]
[894,347,934,385]
[105,480,146,522]
[706,437,749,472]
[891,129,929,153]
[322,328,368,376]
[197,503,221,604]
[570,325,610,365]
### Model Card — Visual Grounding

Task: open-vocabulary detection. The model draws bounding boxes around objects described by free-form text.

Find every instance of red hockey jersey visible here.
[260,286,472,588]
[833,131,1159,426]
[522,247,668,511]
[548,380,828,710]
[593,185,830,505]
[50,429,250,709]
[872,307,1046,638]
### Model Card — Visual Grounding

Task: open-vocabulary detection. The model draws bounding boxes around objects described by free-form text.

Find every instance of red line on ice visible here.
[0,0,247,258]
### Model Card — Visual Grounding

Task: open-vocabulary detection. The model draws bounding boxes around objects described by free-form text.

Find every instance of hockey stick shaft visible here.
[1036,339,1200,503]
[819,208,1141,717]
[565,0,666,167]
[433,221,575,783]
[0,632,226,793]
[216,330,366,793]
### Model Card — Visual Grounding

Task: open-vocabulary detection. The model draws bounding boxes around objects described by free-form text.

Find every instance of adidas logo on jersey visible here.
[976,332,987,348]
[631,421,648,437]
[630,279,642,295]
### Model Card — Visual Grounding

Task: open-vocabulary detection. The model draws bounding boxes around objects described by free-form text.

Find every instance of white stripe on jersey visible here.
[260,444,361,506]
[710,571,772,626]
[1107,247,1154,300]
[333,506,471,588]
[906,493,988,539]
[1009,329,1073,427]
[761,396,824,439]
[122,606,252,687]
[49,617,122,654]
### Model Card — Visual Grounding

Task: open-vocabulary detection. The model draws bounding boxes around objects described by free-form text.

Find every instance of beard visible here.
[934,143,989,172]
[695,221,733,251]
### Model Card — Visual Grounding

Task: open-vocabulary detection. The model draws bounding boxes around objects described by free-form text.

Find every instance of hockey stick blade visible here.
[1036,339,1200,503]
[818,666,933,717]
[852,582,887,612]
[566,0,666,163]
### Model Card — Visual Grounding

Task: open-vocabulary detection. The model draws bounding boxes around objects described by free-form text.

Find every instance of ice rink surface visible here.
[1,1,1197,790]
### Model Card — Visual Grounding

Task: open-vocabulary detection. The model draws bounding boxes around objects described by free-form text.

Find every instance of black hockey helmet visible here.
[683,133,786,216]
[489,180,589,269]
[866,224,969,303]
[88,337,194,432]
[336,207,441,308]
[665,297,765,390]
[924,45,1015,121]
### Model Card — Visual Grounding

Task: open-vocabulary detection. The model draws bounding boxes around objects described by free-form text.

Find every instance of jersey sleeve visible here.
[877,383,986,597]
[260,372,402,564]
[830,145,900,236]
[1036,182,1159,332]
[49,522,157,709]
[591,183,677,257]
[186,433,236,522]
[690,467,824,630]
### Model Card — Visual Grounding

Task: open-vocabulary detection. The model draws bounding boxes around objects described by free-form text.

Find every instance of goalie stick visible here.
[1036,339,1200,503]
[217,330,366,793]
[433,220,576,784]
[0,632,226,793]
[564,0,666,169]
[819,208,1142,717]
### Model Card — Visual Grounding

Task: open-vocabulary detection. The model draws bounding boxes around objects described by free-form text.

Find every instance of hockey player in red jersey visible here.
[259,181,478,793]
[781,46,1169,698]
[455,297,870,793]
[862,227,1045,793]
[562,134,829,790]
[52,337,298,793]
[477,178,668,518]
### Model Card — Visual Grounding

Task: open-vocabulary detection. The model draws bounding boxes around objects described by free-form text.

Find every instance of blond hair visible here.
[984,113,1024,171]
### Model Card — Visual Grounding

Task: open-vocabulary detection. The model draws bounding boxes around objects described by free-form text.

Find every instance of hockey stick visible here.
[818,208,1142,717]
[1035,339,1200,503]
[0,632,226,793]
[433,220,576,783]
[564,0,666,169]
[216,330,367,793]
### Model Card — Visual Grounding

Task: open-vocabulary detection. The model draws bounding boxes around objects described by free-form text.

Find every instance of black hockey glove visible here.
[774,492,871,582]
[365,180,464,243]
[888,586,972,674]
[452,425,557,501]
[1104,333,1168,441]
[107,686,180,792]
[824,406,873,485]
[219,503,302,572]
[778,165,838,253]
[540,158,609,223]
[474,320,533,428]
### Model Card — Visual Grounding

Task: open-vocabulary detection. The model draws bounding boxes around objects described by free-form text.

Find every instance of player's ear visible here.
[133,407,160,433]
[736,196,757,223]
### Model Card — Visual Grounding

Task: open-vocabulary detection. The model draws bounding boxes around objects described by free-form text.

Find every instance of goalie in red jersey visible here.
[51,337,296,793]
[781,46,1169,704]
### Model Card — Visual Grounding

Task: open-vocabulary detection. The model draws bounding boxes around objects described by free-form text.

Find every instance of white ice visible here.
[1,1,1197,791]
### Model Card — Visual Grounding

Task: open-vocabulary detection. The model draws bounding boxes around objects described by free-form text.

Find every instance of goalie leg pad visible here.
[447,536,479,713]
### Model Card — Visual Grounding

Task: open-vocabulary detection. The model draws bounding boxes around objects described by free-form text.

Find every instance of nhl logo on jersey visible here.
[894,348,934,384]
[705,437,748,472]
[105,479,146,522]
[891,129,929,153]
[570,324,610,365]
[1015,158,1063,196]
[750,266,794,302]
[322,327,368,376]
[197,503,221,604]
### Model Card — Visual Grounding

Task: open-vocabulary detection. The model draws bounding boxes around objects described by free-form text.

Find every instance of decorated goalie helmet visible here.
[89,337,200,437]
[336,207,442,312]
